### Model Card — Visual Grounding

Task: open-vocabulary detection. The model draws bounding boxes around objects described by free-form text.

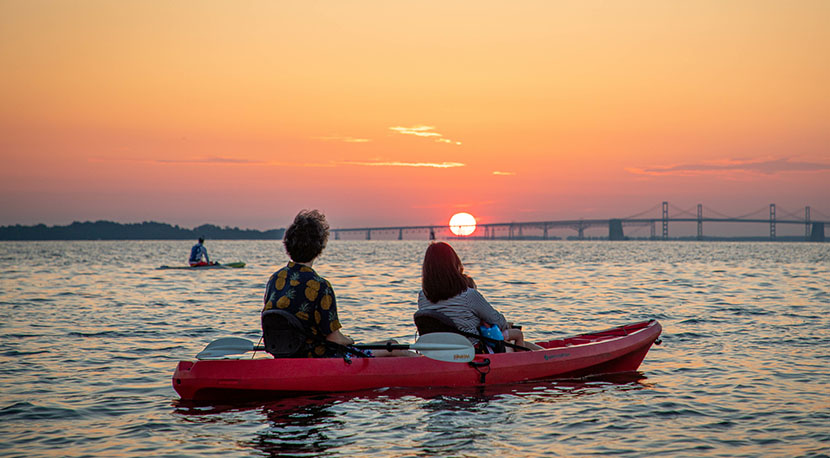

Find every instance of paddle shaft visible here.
[254,335,527,352]
[253,342,429,353]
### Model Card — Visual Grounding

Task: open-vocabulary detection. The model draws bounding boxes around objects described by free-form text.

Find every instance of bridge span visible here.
[332,202,828,242]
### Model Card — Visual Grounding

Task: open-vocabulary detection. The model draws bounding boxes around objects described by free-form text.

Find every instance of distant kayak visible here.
[158,262,246,270]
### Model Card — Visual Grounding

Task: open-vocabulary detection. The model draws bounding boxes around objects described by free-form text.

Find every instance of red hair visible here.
[421,242,469,303]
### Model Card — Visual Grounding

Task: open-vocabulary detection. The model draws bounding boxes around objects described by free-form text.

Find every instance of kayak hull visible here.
[173,320,661,401]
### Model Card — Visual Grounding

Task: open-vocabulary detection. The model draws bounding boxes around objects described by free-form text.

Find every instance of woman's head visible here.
[421,242,469,303]
[283,210,329,263]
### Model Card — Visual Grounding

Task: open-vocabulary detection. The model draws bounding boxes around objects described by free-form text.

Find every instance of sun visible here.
[449,212,477,236]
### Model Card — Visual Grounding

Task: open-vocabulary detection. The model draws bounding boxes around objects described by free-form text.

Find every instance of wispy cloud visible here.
[390,125,462,146]
[314,136,371,143]
[390,126,441,138]
[626,157,830,177]
[339,161,465,168]
[492,171,516,176]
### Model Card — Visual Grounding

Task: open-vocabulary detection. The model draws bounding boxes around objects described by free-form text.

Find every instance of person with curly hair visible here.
[263,210,413,358]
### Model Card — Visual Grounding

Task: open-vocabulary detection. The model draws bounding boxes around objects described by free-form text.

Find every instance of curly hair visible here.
[283,210,330,263]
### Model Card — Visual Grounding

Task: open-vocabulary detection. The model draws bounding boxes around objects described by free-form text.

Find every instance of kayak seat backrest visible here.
[261,309,308,358]
[413,309,506,354]
[413,309,461,335]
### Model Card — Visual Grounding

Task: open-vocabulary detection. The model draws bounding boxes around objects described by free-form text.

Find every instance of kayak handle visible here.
[469,358,491,384]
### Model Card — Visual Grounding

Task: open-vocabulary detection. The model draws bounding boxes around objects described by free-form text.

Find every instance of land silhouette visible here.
[0,221,285,240]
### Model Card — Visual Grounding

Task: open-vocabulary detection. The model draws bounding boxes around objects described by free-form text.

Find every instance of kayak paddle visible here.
[195,332,474,363]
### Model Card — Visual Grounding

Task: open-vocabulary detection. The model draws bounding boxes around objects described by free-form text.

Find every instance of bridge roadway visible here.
[332,217,828,241]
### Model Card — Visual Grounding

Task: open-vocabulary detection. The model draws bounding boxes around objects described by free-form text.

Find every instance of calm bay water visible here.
[1,240,828,457]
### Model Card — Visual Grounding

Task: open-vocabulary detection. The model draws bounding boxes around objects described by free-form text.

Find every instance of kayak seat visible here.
[413,309,460,335]
[261,309,308,358]
[413,310,505,354]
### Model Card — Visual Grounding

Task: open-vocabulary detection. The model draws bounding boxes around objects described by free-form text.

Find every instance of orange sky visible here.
[1,1,828,230]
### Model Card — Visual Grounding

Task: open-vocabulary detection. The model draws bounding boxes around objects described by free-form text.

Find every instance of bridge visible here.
[332,202,828,242]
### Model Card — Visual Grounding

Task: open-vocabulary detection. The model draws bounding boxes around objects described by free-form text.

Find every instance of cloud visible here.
[492,171,516,176]
[390,125,462,145]
[314,136,371,143]
[390,126,441,137]
[626,157,830,177]
[339,161,465,168]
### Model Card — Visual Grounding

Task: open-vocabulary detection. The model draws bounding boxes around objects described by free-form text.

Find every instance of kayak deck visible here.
[173,319,661,401]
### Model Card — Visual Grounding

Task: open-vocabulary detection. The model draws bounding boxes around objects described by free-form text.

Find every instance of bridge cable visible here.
[810,208,830,220]
[623,203,662,219]
[776,207,806,220]
[668,203,698,217]
[704,205,769,220]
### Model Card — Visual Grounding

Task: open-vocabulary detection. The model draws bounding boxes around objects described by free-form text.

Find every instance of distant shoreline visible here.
[0,221,285,241]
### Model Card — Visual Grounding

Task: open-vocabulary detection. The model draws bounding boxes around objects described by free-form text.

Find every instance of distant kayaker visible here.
[417,241,543,352]
[263,210,414,358]
[189,237,211,267]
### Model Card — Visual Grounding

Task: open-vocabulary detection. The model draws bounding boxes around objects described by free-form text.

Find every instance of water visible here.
[1,240,828,457]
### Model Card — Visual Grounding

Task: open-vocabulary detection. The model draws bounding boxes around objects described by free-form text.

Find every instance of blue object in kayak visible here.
[479,323,504,351]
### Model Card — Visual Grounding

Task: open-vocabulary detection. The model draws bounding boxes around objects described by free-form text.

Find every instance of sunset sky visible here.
[1,1,828,231]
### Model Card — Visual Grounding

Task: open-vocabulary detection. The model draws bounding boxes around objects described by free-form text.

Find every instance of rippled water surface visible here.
[1,240,828,457]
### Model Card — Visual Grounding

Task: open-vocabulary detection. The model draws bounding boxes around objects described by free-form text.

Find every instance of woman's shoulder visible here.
[459,287,484,299]
[419,288,480,307]
[460,287,491,306]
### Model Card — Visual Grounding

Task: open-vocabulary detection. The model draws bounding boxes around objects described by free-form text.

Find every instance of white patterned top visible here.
[417,288,508,336]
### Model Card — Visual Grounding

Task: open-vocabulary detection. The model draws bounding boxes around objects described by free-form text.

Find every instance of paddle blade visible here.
[196,337,255,360]
[412,332,474,363]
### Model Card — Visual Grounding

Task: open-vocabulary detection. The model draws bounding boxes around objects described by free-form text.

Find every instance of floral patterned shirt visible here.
[263,261,341,357]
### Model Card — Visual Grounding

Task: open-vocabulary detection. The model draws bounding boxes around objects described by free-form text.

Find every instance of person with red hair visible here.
[417,241,542,351]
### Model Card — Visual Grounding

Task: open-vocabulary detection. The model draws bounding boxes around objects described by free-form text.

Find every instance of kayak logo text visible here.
[544,353,569,360]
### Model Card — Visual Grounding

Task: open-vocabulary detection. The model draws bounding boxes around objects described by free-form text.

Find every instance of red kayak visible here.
[173,320,662,401]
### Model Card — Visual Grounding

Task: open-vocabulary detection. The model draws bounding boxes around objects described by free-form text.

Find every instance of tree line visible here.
[0,221,286,240]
